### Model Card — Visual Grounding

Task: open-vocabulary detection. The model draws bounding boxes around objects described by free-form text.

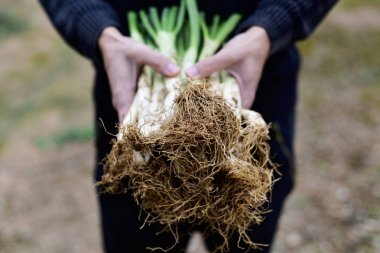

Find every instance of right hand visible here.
[98,27,180,122]
[186,26,270,109]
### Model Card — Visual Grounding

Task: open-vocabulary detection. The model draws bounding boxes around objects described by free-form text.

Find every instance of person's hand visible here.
[186,26,270,109]
[98,27,180,122]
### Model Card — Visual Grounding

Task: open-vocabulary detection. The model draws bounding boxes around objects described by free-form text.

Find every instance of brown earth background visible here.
[1,1,380,252]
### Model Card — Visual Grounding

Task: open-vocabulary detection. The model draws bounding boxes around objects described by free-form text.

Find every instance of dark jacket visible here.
[39,0,337,62]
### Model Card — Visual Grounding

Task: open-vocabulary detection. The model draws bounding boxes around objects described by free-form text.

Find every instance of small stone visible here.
[371,184,380,198]
[334,187,351,203]
[286,232,303,248]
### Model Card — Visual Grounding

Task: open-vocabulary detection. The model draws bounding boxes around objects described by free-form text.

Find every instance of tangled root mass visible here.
[99,80,275,252]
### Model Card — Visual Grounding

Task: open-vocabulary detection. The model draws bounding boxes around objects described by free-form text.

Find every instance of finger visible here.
[228,70,253,109]
[229,65,261,109]
[241,90,256,109]
[186,49,237,79]
[135,45,180,77]
[106,61,138,122]
[111,81,136,122]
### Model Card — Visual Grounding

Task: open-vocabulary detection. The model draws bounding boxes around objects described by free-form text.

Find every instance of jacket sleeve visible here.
[39,0,123,61]
[237,0,338,55]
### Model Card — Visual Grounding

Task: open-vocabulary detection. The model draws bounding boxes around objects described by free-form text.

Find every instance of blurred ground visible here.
[1,1,380,253]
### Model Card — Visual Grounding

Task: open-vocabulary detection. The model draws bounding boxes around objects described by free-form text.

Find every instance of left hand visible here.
[186,26,271,109]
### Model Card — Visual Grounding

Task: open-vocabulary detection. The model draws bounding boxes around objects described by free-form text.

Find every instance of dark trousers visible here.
[93,46,300,253]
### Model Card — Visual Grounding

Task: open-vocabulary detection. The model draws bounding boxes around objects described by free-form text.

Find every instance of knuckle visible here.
[221,50,239,64]
[123,43,141,58]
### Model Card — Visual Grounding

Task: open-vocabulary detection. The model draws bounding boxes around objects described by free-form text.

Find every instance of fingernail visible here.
[167,63,180,75]
[186,66,200,79]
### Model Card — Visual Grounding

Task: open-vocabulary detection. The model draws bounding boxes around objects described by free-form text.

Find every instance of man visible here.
[39,1,337,252]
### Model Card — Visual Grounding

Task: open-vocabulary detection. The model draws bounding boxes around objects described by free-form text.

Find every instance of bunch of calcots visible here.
[99,0,275,251]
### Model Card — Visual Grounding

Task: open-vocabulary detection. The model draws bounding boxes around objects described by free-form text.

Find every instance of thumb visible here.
[186,50,235,79]
[138,46,180,77]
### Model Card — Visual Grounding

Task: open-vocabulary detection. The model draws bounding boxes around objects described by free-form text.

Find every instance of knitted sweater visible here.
[39,0,337,62]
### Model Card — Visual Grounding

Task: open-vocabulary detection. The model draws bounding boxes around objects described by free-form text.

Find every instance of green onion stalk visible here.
[121,0,250,136]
